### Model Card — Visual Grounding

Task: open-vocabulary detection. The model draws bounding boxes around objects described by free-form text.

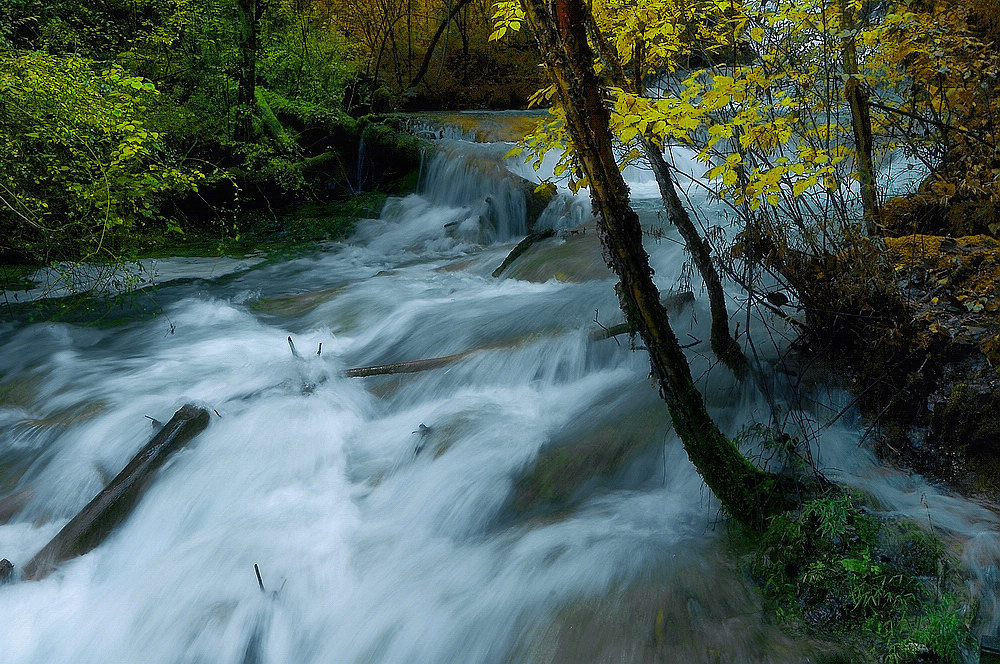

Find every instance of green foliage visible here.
[0,0,379,270]
[0,50,202,262]
[258,0,356,111]
[749,493,975,663]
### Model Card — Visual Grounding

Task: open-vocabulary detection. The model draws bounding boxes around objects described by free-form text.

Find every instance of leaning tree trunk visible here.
[840,0,880,234]
[406,0,475,91]
[586,25,747,375]
[639,140,748,375]
[520,0,778,524]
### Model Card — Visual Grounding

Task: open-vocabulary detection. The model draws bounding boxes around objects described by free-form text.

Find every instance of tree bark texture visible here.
[236,0,261,142]
[520,0,777,524]
[840,0,880,234]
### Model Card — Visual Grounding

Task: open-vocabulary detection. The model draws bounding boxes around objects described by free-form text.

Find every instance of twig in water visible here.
[254,563,265,592]
[213,409,222,418]
[144,415,164,428]
[317,343,322,356]
[593,309,620,347]
[287,336,301,359]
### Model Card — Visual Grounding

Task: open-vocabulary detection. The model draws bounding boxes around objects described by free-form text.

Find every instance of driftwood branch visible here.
[492,228,556,278]
[20,404,211,581]
[344,350,477,377]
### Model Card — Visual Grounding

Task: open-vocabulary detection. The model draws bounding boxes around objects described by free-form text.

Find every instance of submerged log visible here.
[344,350,478,378]
[21,404,211,581]
[492,228,557,278]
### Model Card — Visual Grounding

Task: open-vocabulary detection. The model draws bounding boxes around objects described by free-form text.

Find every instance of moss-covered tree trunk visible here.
[520,0,778,524]
[235,0,260,142]
[840,0,880,234]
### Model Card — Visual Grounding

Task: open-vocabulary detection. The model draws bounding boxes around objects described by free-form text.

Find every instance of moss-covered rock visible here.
[882,192,1000,239]
[504,224,613,283]
[510,434,642,512]
[931,383,1000,459]
[745,492,975,664]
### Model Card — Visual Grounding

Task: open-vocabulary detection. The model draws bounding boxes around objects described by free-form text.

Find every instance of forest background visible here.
[0,0,545,271]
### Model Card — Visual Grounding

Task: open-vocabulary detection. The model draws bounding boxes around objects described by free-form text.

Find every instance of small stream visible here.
[1,124,998,663]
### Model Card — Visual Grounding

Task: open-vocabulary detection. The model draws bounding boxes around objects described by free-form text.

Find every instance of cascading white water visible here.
[0,126,997,664]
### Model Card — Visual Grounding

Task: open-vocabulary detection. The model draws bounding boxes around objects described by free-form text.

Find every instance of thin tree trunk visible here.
[520,0,779,524]
[235,0,260,142]
[407,0,475,91]
[586,24,748,375]
[840,0,879,234]
[641,138,748,374]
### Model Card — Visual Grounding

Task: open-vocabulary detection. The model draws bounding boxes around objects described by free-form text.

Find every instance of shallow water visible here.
[0,132,996,663]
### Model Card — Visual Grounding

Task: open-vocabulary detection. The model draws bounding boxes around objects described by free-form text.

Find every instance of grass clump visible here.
[747,492,975,663]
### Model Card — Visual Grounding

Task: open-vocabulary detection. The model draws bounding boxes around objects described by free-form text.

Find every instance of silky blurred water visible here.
[0,131,997,664]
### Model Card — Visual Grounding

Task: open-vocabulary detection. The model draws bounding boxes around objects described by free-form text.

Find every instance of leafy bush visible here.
[748,493,975,663]
[0,50,202,262]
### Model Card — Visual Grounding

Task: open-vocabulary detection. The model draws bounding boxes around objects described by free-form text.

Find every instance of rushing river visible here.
[1,125,999,663]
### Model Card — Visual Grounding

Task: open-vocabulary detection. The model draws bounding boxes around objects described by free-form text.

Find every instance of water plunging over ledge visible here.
[0,123,998,663]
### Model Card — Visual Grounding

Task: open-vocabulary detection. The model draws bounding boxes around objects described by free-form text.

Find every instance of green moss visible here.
[743,492,975,664]
[511,432,644,513]
[931,383,1000,458]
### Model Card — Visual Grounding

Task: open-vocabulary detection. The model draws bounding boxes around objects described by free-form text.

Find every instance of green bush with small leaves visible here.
[748,493,975,663]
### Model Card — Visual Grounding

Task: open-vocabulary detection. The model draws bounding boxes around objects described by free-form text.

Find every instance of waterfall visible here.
[0,117,995,664]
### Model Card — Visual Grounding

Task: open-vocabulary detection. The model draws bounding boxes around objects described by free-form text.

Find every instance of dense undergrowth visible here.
[744,493,975,663]
[0,0,542,271]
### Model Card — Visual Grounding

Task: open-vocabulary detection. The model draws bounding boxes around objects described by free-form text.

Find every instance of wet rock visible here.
[0,486,33,524]
[510,434,642,513]
[0,373,43,409]
[518,545,857,664]
[251,285,345,317]
[505,396,669,518]
[0,558,12,583]
[504,223,613,283]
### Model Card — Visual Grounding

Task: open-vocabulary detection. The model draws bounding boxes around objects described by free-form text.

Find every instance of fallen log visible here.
[20,404,211,581]
[589,291,696,340]
[492,228,557,278]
